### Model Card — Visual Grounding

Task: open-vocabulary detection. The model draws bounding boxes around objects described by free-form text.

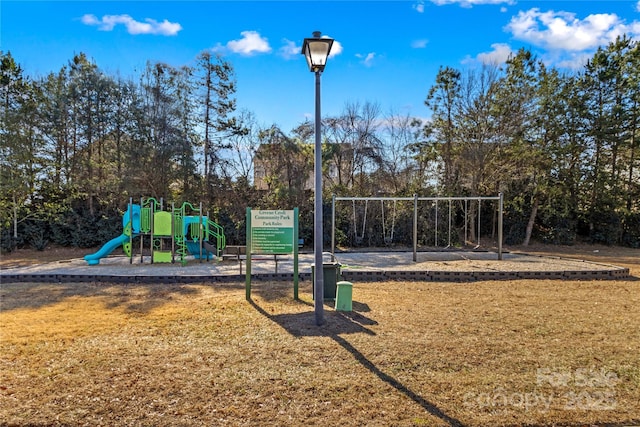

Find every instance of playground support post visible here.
[199,202,203,263]
[206,210,211,261]
[171,202,175,264]
[129,198,133,264]
[140,197,144,264]
[140,196,161,264]
[152,198,158,263]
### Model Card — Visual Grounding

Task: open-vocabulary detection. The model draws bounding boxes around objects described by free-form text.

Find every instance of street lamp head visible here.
[301,31,334,73]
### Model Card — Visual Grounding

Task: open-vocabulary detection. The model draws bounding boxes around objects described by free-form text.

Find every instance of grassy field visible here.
[1,245,639,426]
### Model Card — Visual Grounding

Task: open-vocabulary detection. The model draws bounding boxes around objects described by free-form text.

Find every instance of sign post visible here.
[245,208,299,300]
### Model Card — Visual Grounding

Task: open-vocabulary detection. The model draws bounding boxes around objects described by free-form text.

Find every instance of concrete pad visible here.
[0,251,629,283]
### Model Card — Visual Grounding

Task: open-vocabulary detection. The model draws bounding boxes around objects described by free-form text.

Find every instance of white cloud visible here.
[430,0,514,8]
[461,43,513,65]
[413,1,425,13]
[81,14,100,26]
[279,39,299,59]
[554,52,592,70]
[226,31,271,56]
[476,43,513,64]
[505,8,640,51]
[356,52,376,67]
[81,14,181,36]
[411,39,429,48]
[327,38,343,58]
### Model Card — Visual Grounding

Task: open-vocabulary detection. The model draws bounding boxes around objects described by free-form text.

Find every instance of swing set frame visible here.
[331,193,504,261]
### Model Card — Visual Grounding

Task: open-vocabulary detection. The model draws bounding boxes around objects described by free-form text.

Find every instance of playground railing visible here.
[140,207,152,233]
[207,219,226,256]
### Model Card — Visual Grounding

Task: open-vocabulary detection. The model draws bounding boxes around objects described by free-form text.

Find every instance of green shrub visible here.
[0,227,18,252]
[587,210,621,246]
[621,211,640,248]
[23,221,49,251]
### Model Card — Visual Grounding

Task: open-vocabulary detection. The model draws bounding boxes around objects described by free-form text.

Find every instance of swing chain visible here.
[353,200,368,245]
[382,199,397,245]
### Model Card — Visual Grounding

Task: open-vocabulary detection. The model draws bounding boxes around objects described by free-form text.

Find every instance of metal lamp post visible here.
[302,31,334,326]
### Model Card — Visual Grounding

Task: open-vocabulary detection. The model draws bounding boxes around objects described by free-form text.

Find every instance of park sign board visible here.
[245,207,299,300]
[250,209,295,254]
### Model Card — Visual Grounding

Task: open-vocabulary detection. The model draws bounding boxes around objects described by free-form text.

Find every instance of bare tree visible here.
[323,101,383,194]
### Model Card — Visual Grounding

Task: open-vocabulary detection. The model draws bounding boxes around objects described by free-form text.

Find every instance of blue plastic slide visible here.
[84,234,130,265]
[185,240,214,260]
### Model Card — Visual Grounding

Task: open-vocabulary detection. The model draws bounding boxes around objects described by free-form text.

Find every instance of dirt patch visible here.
[1,245,639,426]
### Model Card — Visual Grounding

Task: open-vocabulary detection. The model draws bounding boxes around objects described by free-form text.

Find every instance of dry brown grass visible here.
[1,245,639,426]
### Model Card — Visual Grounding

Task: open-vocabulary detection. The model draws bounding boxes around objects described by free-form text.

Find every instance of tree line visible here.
[1,36,639,252]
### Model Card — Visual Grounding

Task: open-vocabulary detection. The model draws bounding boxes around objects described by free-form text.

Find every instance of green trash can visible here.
[311,262,341,300]
[335,281,353,312]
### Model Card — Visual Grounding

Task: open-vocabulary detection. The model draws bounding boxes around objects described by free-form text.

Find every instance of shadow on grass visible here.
[249,298,465,427]
[250,279,307,302]
[0,282,201,314]
[250,298,376,337]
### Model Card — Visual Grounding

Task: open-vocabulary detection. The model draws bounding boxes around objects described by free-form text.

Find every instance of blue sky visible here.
[3,1,640,132]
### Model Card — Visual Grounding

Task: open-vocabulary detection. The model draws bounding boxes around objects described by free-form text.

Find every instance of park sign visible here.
[245,208,299,300]
[250,209,295,254]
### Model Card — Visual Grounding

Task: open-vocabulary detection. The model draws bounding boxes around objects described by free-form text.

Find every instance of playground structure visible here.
[84,198,226,266]
[331,194,504,261]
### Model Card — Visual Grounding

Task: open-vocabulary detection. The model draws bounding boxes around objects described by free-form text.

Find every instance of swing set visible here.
[351,199,398,246]
[351,199,396,246]
[332,194,504,261]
